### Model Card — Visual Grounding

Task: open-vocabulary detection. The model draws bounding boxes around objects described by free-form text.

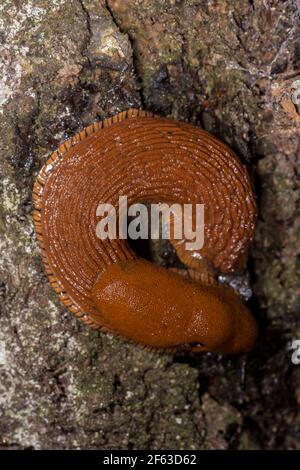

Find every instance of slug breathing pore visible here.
[33,109,258,354]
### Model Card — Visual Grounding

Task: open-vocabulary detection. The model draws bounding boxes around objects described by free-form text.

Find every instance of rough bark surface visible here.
[0,0,299,449]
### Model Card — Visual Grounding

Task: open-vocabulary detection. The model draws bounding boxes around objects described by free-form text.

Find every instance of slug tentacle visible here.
[33,109,258,353]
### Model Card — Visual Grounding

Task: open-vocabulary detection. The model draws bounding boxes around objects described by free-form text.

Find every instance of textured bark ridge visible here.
[0,0,300,449]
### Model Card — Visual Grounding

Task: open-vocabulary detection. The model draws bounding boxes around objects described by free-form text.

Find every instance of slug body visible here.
[33,109,258,354]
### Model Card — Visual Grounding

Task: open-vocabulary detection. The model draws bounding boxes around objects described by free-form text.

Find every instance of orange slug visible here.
[33,109,258,354]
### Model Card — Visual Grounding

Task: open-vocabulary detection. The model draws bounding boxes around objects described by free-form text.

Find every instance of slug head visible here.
[91,259,257,353]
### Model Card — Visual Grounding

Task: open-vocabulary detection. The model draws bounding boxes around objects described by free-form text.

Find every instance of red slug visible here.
[33,109,258,354]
